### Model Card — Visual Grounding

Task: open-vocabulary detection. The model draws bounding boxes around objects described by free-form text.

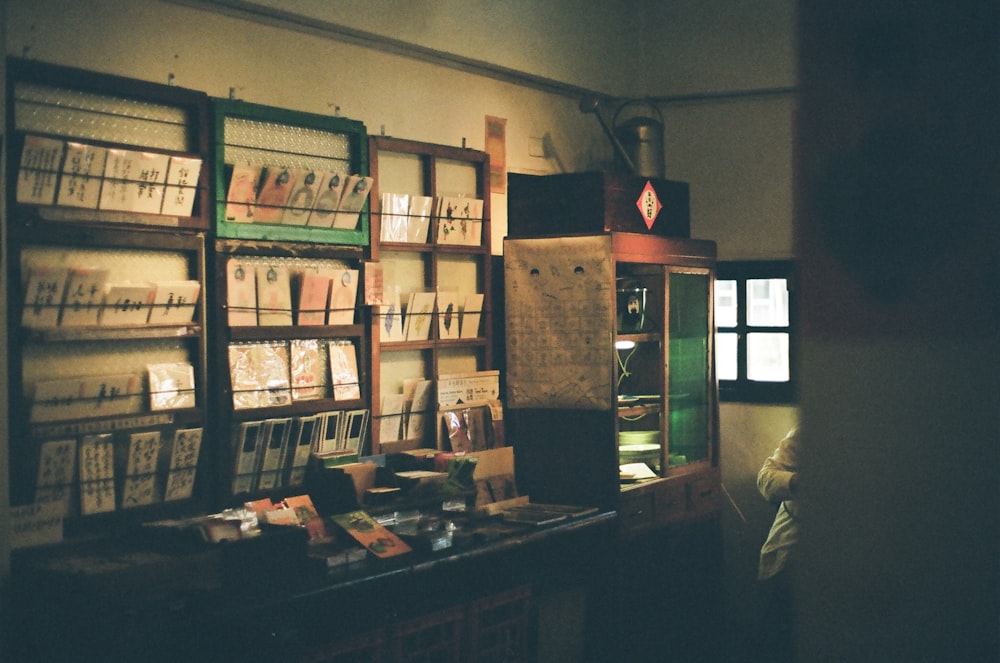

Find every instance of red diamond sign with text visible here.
[636,181,662,230]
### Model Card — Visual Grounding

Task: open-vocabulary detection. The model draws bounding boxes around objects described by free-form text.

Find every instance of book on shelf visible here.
[256,418,292,491]
[306,171,347,227]
[164,427,202,501]
[460,293,485,339]
[403,291,436,342]
[79,433,116,515]
[121,430,161,509]
[286,415,320,487]
[161,155,202,217]
[256,263,293,326]
[232,421,264,495]
[17,135,64,206]
[436,291,459,340]
[295,271,331,326]
[56,141,107,209]
[226,258,258,326]
[60,267,110,327]
[34,438,77,517]
[407,195,434,243]
[256,342,293,407]
[148,361,196,411]
[224,163,262,223]
[21,264,69,328]
[329,340,361,401]
[281,168,323,225]
[289,338,326,401]
[254,166,297,225]
[325,267,360,326]
[331,175,372,229]
[100,282,156,326]
[149,280,200,325]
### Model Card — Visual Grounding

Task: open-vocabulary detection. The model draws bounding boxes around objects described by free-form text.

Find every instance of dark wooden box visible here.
[507,171,690,238]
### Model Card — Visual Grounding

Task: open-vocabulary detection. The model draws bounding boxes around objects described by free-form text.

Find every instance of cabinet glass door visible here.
[667,269,712,466]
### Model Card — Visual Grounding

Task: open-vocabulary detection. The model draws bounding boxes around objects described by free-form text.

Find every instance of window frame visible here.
[715,260,797,404]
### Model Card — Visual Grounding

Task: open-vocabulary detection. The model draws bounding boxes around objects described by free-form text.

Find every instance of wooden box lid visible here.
[507,171,689,239]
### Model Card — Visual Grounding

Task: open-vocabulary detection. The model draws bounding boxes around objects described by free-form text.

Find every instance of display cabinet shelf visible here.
[368,136,493,454]
[4,60,212,533]
[504,173,720,534]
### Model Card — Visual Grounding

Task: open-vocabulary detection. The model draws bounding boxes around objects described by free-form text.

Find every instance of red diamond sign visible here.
[636,180,662,230]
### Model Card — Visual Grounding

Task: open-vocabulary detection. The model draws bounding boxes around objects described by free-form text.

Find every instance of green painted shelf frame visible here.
[212,98,370,246]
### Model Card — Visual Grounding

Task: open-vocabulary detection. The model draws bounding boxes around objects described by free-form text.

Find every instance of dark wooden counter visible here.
[8,509,617,663]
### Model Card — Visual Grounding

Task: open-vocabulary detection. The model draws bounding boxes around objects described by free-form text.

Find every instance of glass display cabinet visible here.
[504,173,720,534]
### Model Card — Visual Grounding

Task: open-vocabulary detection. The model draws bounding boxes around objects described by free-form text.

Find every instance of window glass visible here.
[716,332,738,380]
[747,332,790,382]
[747,278,788,327]
[715,279,738,328]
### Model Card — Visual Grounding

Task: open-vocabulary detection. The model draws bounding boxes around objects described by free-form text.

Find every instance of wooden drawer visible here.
[619,490,654,531]
[686,475,722,519]
[653,480,687,525]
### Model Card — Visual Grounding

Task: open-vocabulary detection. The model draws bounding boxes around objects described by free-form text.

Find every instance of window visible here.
[715,260,796,403]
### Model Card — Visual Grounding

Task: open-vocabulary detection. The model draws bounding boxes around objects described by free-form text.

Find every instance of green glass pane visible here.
[668,272,710,464]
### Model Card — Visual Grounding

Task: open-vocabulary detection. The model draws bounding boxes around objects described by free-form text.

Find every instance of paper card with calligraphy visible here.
[149,280,200,325]
[164,427,202,501]
[60,267,110,327]
[100,282,156,326]
[161,155,202,217]
[79,434,115,515]
[17,135,64,205]
[122,431,161,508]
[34,439,77,516]
[21,264,69,328]
[57,142,107,209]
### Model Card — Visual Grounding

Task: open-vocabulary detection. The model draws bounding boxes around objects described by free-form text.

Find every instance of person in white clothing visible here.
[756,427,800,660]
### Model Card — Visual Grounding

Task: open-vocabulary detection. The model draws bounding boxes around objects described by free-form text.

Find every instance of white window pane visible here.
[747,278,789,327]
[715,279,738,328]
[747,332,789,382]
[716,332,738,380]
